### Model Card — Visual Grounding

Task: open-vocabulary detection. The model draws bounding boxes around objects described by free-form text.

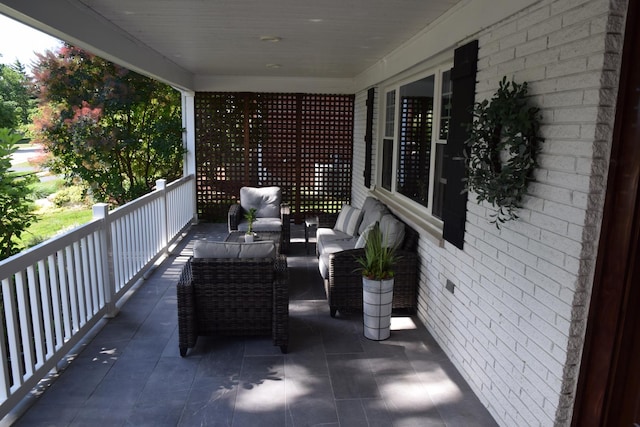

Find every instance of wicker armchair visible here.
[177,254,289,356]
[325,225,419,317]
[228,186,290,253]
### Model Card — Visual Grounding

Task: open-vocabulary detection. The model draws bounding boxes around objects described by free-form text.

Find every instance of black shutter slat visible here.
[442,40,478,249]
[364,87,375,188]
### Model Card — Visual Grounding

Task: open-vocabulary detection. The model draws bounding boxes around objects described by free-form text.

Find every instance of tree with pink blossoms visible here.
[32,45,183,205]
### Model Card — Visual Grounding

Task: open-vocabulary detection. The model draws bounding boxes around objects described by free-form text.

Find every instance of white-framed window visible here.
[379,64,452,221]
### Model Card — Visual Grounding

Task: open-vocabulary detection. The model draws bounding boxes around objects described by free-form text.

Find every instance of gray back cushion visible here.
[240,186,281,218]
[334,204,363,236]
[193,241,276,259]
[358,197,389,235]
[379,214,405,249]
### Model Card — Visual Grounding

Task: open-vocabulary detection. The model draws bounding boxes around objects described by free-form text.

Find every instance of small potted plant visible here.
[244,207,257,242]
[356,222,398,340]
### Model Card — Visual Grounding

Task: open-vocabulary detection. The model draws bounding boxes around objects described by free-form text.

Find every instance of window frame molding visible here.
[373,58,453,244]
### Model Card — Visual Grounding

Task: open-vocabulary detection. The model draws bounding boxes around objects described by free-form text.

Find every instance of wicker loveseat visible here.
[177,241,289,356]
[228,186,291,253]
[316,197,419,317]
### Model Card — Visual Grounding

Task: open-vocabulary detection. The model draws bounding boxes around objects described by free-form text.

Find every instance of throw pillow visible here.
[355,222,376,249]
[379,214,406,249]
[358,198,389,235]
[334,204,363,236]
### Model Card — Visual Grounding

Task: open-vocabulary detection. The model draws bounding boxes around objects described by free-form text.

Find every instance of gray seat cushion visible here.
[316,197,405,280]
[316,229,357,279]
[237,217,283,232]
[316,227,354,255]
[318,253,331,280]
[318,239,358,279]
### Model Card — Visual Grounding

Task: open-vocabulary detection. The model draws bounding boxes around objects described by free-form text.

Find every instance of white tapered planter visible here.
[362,277,394,340]
[244,233,254,242]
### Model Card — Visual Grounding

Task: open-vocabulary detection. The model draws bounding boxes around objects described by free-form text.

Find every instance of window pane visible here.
[384,91,396,137]
[432,143,446,219]
[382,139,394,190]
[397,75,434,208]
[439,69,452,140]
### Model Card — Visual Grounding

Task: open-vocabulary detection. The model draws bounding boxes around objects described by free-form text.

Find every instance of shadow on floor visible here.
[8,222,497,427]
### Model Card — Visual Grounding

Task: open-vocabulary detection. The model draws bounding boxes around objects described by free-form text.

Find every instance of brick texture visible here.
[441,1,624,425]
[352,0,627,425]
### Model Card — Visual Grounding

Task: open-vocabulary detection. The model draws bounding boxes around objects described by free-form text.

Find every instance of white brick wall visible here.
[442,0,624,425]
[352,0,626,425]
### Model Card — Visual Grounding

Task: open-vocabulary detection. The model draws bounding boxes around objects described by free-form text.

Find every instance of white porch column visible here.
[181,90,198,222]
[181,90,196,177]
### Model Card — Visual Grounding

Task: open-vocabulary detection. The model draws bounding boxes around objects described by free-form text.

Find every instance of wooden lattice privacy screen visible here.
[195,93,355,222]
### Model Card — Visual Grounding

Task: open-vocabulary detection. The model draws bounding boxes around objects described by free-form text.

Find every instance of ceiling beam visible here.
[0,0,194,90]
[194,75,354,94]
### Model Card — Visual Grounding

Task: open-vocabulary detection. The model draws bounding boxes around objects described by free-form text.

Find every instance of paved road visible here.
[10,144,44,172]
[9,144,59,182]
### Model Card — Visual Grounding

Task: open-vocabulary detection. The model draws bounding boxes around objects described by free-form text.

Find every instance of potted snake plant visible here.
[356,222,398,340]
[244,208,257,242]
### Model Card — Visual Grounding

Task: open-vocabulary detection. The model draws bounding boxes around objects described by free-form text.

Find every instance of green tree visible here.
[31,45,183,205]
[0,61,35,131]
[0,128,36,260]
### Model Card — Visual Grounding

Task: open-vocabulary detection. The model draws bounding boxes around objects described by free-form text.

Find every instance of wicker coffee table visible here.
[225,231,282,254]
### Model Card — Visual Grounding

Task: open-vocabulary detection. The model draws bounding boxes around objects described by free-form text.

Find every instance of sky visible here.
[0,14,62,72]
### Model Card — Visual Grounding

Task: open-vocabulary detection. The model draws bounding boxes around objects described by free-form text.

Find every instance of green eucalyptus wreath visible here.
[464,77,544,227]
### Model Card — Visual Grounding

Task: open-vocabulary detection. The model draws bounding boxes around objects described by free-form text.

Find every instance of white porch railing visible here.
[0,175,195,419]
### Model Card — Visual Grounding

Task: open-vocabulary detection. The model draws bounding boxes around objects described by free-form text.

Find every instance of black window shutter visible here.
[442,40,478,249]
[364,87,375,188]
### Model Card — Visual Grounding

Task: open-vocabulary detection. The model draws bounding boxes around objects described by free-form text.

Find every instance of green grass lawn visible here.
[10,161,33,170]
[19,207,93,249]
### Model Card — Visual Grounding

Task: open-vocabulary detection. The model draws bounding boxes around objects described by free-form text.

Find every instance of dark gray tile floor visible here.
[8,223,498,427]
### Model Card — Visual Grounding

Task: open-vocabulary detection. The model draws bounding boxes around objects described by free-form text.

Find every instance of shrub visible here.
[29,178,64,200]
[0,128,36,259]
[50,185,89,208]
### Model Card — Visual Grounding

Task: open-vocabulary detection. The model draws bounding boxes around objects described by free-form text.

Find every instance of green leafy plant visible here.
[356,222,398,280]
[464,76,544,226]
[28,177,64,200]
[50,185,90,208]
[31,44,184,206]
[0,128,37,260]
[19,208,93,252]
[0,62,36,132]
[244,207,257,234]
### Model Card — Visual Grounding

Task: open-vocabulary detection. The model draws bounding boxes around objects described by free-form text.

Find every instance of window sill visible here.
[370,188,444,248]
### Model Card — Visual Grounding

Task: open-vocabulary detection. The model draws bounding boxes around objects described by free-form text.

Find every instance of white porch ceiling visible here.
[0,0,461,91]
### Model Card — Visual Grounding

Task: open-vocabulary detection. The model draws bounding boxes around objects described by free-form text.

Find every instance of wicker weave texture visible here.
[227,203,290,253]
[323,222,420,316]
[177,256,289,355]
[326,248,418,316]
